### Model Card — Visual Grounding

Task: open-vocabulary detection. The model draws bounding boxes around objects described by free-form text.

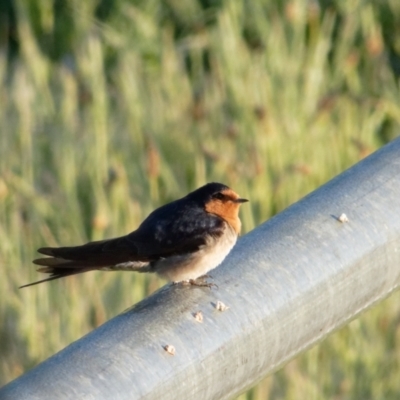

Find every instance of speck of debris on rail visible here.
[193,311,203,323]
[163,345,176,355]
[338,213,349,223]
[214,301,229,312]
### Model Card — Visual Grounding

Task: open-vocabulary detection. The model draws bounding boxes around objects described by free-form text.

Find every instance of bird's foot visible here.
[173,277,217,289]
[198,274,212,279]
[188,278,218,289]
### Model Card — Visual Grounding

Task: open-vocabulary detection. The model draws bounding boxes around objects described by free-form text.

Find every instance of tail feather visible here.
[21,255,105,289]
[36,236,136,263]
[37,247,57,256]
[33,257,101,269]
[19,267,94,289]
[33,257,70,267]
[21,235,143,288]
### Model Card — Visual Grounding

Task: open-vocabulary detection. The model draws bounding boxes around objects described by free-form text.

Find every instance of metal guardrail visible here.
[2,138,400,400]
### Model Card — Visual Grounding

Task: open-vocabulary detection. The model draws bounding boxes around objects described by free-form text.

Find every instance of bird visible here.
[20,182,248,288]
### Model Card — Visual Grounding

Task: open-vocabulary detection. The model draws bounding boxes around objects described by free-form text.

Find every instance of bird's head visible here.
[187,182,248,234]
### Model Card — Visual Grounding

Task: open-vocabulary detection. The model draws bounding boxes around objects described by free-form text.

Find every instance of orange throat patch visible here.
[205,189,243,234]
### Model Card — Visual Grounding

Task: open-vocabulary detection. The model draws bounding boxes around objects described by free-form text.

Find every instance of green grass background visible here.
[1,0,400,398]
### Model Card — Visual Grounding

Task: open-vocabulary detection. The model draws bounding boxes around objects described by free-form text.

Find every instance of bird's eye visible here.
[213,192,225,201]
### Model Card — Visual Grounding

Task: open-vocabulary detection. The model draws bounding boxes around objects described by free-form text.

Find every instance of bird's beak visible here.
[235,198,249,203]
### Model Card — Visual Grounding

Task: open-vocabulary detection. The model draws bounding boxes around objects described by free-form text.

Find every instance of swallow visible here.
[20,182,248,288]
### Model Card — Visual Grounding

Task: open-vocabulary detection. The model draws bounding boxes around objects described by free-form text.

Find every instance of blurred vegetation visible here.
[1,0,400,398]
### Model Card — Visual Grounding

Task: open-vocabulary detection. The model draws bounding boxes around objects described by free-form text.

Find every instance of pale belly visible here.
[153,224,237,282]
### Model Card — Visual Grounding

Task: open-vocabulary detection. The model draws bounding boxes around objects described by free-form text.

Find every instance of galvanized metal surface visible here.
[2,138,400,400]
